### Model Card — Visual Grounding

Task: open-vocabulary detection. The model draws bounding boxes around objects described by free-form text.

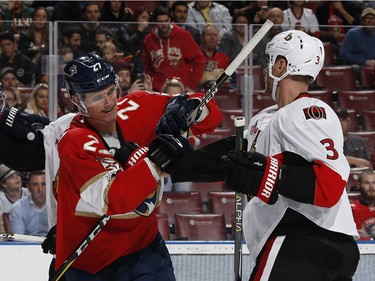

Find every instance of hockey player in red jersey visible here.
[220,30,360,280]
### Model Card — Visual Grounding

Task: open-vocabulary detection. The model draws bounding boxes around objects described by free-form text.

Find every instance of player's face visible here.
[360,173,375,201]
[83,84,118,123]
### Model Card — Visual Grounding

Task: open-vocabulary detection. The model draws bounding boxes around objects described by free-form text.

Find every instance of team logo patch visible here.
[303,106,326,120]
[69,64,78,76]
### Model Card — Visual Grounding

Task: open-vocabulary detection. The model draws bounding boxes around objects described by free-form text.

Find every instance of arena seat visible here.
[316,66,357,92]
[156,213,170,241]
[309,89,334,107]
[213,85,241,110]
[251,65,265,90]
[207,191,235,228]
[158,191,203,226]
[175,213,227,241]
[220,108,244,133]
[360,66,375,89]
[347,131,375,153]
[190,181,227,203]
[197,128,232,149]
[338,90,375,114]
[323,42,335,66]
[363,110,375,131]
[252,90,276,115]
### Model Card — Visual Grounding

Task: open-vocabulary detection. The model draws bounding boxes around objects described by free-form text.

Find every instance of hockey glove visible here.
[148,134,193,172]
[0,107,50,142]
[112,142,149,168]
[222,151,280,204]
[156,95,198,136]
[42,225,56,255]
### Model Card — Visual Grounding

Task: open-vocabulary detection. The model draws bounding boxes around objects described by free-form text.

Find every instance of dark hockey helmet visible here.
[64,53,116,97]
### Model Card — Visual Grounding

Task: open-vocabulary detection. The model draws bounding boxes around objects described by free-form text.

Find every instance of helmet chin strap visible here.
[267,63,291,101]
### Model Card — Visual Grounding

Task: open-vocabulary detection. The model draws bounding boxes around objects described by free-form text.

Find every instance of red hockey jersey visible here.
[55,90,221,273]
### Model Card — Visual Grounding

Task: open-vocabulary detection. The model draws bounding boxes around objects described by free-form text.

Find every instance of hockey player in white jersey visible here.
[222,30,359,280]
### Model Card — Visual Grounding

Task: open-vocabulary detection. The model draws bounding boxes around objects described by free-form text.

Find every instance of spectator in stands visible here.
[186,1,233,37]
[10,170,48,236]
[220,12,249,64]
[52,1,84,21]
[0,31,34,86]
[351,170,375,239]
[339,7,375,67]
[142,6,205,92]
[161,77,185,95]
[100,1,132,22]
[59,25,84,59]
[2,87,19,109]
[18,7,50,84]
[170,1,202,46]
[200,24,230,87]
[118,6,152,75]
[25,83,49,117]
[100,41,120,65]
[316,1,361,56]
[0,164,29,214]
[245,0,270,25]
[112,58,153,96]
[94,28,121,55]
[79,2,104,53]
[336,106,373,169]
[3,0,34,35]
[0,67,19,89]
[283,1,320,38]
[253,7,286,68]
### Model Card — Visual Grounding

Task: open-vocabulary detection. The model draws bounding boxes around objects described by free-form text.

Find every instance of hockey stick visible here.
[234,116,246,281]
[50,214,111,281]
[186,20,274,126]
[0,232,45,243]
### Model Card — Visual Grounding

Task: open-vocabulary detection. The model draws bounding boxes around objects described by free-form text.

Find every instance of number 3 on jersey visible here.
[117,98,140,120]
[320,138,339,160]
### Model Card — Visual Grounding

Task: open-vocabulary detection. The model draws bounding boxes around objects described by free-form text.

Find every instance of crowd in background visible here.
[0,0,375,240]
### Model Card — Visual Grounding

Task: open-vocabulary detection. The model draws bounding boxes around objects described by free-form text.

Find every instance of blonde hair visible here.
[100,42,117,55]
[161,78,185,94]
[26,83,49,114]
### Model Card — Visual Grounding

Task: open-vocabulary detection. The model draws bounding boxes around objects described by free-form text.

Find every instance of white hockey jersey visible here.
[244,97,359,271]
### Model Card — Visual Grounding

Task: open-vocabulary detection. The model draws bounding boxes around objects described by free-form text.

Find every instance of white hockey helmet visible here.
[265,30,325,82]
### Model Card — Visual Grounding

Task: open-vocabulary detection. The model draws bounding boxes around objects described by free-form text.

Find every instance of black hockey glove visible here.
[156,95,198,136]
[111,142,149,168]
[222,151,280,204]
[0,107,50,142]
[148,134,193,172]
[42,225,56,255]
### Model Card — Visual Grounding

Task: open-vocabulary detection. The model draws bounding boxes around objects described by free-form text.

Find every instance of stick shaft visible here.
[234,116,245,281]
[186,20,274,126]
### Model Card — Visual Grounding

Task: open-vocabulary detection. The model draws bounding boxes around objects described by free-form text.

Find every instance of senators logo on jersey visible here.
[303,106,326,120]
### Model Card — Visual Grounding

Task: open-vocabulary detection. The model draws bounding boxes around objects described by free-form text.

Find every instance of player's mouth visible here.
[102,105,115,113]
